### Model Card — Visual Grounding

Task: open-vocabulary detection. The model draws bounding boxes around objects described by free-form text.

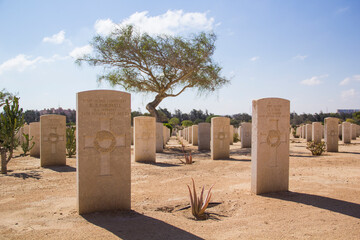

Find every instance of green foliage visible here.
[306,141,326,156]
[205,115,218,123]
[292,126,299,138]
[233,133,240,143]
[163,123,173,136]
[66,127,76,158]
[187,178,214,220]
[0,89,14,108]
[345,118,356,124]
[169,117,180,127]
[194,118,204,124]
[0,97,24,173]
[182,120,193,127]
[21,133,35,156]
[230,119,240,128]
[76,25,229,120]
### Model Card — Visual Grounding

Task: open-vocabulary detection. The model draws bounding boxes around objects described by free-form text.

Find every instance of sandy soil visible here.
[0,137,359,240]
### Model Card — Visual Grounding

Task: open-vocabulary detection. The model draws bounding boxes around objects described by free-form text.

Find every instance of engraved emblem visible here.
[330,130,336,136]
[266,129,281,147]
[43,127,65,154]
[94,130,116,153]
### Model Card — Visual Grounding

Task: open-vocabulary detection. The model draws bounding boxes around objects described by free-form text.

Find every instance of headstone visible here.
[192,125,198,146]
[20,124,29,145]
[312,122,322,144]
[321,125,324,138]
[29,122,40,157]
[156,123,163,153]
[296,126,301,137]
[241,122,251,148]
[324,117,339,152]
[134,116,156,162]
[342,122,351,144]
[357,125,360,137]
[305,124,312,142]
[351,124,356,140]
[211,117,230,160]
[188,127,193,144]
[251,97,290,194]
[77,90,131,214]
[338,124,342,140]
[301,125,305,139]
[229,125,234,145]
[238,126,241,141]
[198,122,210,150]
[40,114,66,167]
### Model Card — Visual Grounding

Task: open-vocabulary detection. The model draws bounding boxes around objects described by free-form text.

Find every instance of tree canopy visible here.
[76,25,229,120]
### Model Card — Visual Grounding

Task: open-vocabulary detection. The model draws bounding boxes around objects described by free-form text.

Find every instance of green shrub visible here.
[66,127,76,158]
[21,133,35,156]
[306,141,326,156]
[233,133,240,143]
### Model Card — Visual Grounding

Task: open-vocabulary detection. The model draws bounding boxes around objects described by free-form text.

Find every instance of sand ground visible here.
[0,137,359,240]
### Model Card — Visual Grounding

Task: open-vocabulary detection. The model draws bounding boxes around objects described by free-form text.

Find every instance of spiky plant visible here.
[21,133,35,156]
[179,140,193,164]
[187,178,214,220]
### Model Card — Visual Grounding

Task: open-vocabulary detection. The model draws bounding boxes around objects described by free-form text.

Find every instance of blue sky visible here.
[1,0,359,114]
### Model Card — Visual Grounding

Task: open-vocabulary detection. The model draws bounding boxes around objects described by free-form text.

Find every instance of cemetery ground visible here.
[0,137,359,240]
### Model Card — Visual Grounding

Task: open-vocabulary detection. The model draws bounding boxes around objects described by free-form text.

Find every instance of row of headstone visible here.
[18,115,66,166]
[75,90,357,215]
[178,121,252,151]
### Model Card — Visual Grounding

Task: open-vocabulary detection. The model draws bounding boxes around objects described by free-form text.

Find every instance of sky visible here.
[1,0,359,115]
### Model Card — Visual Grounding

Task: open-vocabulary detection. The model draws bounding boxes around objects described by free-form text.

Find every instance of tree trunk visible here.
[1,148,7,174]
[146,94,164,122]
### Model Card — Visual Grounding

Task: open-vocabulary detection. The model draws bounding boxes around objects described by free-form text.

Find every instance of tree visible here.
[0,97,25,174]
[76,25,229,121]
[169,117,180,127]
[182,120,193,127]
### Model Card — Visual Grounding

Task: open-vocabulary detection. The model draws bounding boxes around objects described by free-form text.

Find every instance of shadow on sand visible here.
[46,165,76,172]
[7,170,42,180]
[82,210,203,240]
[263,191,360,219]
[137,162,181,168]
[339,151,360,155]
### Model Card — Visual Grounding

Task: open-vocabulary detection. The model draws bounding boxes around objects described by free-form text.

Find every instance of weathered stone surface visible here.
[229,125,234,145]
[301,125,305,139]
[131,127,134,145]
[77,90,131,214]
[241,123,251,148]
[312,122,322,144]
[198,123,210,150]
[305,124,312,142]
[40,114,66,167]
[351,124,357,140]
[251,97,290,195]
[134,116,156,162]
[156,123,163,153]
[188,127,193,144]
[342,122,351,144]
[324,117,339,152]
[211,117,230,160]
[192,125,198,146]
[29,122,40,158]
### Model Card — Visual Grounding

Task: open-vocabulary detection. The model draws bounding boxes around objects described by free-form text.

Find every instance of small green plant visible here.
[233,133,240,143]
[306,141,326,155]
[292,126,299,138]
[21,133,35,156]
[66,126,76,158]
[187,178,214,220]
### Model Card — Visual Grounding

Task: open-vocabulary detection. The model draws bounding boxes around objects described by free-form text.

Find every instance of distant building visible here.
[337,109,360,114]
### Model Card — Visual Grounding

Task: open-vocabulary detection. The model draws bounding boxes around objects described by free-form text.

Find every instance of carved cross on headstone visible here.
[84,118,125,176]
[216,126,228,149]
[43,127,65,154]
[259,119,287,167]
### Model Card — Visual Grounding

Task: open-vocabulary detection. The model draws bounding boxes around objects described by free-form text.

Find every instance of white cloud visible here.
[339,74,360,85]
[341,89,356,99]
[293,55,308,60]
[43,30,67,44]
[94,19,118,36]
[94,10,215,36]
[250,56,259,62]
[69,45,93,58]
[300,74,328,86]
[0,54,67,75]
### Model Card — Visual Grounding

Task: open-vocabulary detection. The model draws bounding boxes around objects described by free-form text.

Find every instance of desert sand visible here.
[0,137,359,240]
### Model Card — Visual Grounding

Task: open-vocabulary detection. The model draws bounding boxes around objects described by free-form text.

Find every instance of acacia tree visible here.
[76,25,229,121]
